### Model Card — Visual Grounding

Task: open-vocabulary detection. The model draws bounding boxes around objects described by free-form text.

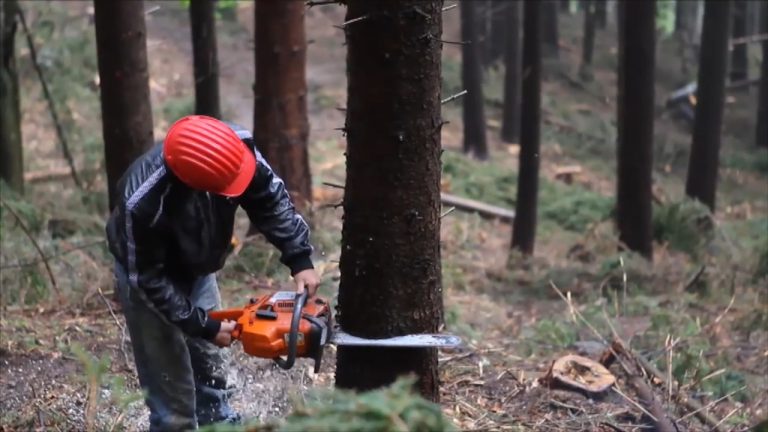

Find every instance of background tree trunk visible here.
[501,2,521,144]
[685,0,731,212]
[756,2,767,148]
[0,0,23,194]
[461,0,488,160]
[253,0,311,209]
[511,0,542,255]
[94,0,154,211]
[560,0,570,13]
[488,1,507,65]
[594,0,607,29]
[189,0,220,118]
[730,0,748,83]
[335,0,444,402]
[542,0,559,58]
[616,0,655,260]
[580,0,596,80]
[675,0,698,78]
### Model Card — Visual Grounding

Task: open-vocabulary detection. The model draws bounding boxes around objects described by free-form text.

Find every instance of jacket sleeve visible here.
[125,206,221,339]
[238,148,314,275]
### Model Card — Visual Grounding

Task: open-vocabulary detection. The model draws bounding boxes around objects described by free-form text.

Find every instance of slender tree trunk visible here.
[189,0,220,118]
[0,0,23,193]
[335,0,444,402]
[94,0,154,211]
[501,2,521,144]
[511,1,542,255]
[730,0,748,83]
[675,0,698,78]
[756,2,767,148]
[461,0,488,160]
[542,0,559,58]
[489,1,507,65]
[253,0,311,209]
[594,0,607,29]
[685,0,731,212]
[580,0,596,80]
[617,0,655,260]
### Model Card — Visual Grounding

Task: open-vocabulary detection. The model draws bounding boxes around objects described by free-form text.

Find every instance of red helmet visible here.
[163,115,256,197]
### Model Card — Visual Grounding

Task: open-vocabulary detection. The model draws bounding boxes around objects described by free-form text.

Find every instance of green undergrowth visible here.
[201,377,454,432]
[518,290,754,402]
[441,151,613,234]
[652,198,714,258]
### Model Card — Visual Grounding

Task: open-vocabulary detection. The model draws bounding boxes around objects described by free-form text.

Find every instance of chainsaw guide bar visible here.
[209,291,462,372]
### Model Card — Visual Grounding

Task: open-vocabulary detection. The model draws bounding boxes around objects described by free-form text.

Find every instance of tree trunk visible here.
[616,0,655,260]
[0,0,23,194]
[488,1,507,65]
[542,0,559,58]
[675,0,698,78]
[730,0,748,83]
[335,0,444,402]
[580,0,596,80]
[501,2,521,144]
[560,0,570,13]
[685,0,731,212]
[253,0,311,209]
[511,0,542,255]
[461,0,488,160]
[756,2,767,148]
[189,0,221,118]
[594,0,607,29]
[94,0,154,211]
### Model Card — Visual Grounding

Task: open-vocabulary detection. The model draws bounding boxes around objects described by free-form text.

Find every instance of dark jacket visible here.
[105,123,313,340]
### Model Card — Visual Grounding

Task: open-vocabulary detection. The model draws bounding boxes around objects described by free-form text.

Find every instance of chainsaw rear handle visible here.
[274,291,308,370]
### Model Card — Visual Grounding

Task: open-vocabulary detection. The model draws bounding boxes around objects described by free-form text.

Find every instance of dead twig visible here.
[441,90,467,104]
[322,181,345,189]
[617,340,724,431]
[683,265,706,292]
[16,7,82,188]
[441,4,457,12]
[97,287,130,370]
[0,200,60,299]
[334,14,368,29]
[679,386,746,422]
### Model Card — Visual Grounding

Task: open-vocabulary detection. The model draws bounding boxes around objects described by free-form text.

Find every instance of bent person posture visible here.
[105,115,319,430]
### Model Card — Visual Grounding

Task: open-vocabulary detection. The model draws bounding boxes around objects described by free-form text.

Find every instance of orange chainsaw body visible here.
[209,291,332,365]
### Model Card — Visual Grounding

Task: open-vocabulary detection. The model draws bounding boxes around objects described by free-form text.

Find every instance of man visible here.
[105,115,320,430]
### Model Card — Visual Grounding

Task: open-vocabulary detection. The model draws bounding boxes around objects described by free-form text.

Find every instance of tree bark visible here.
[254,0,311,209]
[511,0,542,255]
[335,0,444,402]
[501,2,521,144]
[542,0,560,58]
[189,0,221,118]
[580,0,596,80]
[756,2,767,148]
[616,0,655,260]
[94,0,154,211]
[0,0,23,193]
[461,0,488,160]
[685,0,731,212]
[594,0,607,29]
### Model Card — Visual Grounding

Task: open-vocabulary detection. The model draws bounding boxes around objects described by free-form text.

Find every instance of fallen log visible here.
[440,193,515,223]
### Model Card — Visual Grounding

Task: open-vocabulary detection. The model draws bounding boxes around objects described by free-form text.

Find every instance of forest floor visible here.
[1,2,767,431]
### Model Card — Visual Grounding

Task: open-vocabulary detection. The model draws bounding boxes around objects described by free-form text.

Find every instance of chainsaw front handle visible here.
[274,291,308,370]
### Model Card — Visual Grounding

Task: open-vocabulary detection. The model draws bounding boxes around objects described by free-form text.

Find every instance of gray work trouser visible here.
[114,263,238,431]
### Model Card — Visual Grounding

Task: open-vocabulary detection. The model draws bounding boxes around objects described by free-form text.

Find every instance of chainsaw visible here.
[209,291,461,373]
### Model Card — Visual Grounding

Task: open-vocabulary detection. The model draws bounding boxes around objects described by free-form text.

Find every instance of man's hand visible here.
[294,269,321,298]
[212,320,237,347]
